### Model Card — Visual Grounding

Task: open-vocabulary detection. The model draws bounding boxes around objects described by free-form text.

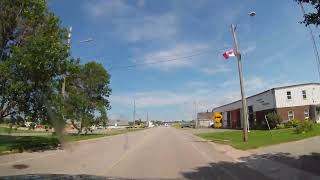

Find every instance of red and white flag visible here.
[223,50,236,59]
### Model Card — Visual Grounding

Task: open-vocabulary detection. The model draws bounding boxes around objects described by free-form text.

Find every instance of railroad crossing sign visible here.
[212,112,223,128]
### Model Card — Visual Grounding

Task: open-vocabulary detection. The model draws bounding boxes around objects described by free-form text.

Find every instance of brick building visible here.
[211,83,320,129]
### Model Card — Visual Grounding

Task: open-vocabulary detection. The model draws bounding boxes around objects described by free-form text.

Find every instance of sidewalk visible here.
[192,130,320,180]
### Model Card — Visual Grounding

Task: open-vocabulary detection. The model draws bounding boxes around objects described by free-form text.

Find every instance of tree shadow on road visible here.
[0,174,131,180]
[1,153,320,180]
[181,152,320,180]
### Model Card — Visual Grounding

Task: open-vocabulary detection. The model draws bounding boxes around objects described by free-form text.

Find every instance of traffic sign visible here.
[213,112,223,128]
[212,112,223,121]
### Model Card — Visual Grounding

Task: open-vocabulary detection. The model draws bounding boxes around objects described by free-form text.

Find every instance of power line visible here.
[299,2,320,81]
[109,48,217,71]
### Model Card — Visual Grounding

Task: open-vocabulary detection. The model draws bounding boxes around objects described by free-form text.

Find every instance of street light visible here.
[248,11,256,17]
[79,38,94,43]
[230,11,256,142]
[62,26,93,98]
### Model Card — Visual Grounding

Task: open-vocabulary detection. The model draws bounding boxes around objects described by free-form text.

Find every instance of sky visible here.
[48,0,320,121]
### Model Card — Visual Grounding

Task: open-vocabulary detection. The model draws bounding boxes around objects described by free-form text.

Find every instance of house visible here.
[197,111,214,127]
[211,83,320,129]
[107,119,129,129]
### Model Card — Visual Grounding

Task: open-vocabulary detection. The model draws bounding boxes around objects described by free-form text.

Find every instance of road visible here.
[0,127,282,179]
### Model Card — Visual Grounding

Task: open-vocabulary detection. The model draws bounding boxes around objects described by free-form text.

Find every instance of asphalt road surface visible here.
[0,127,274,179]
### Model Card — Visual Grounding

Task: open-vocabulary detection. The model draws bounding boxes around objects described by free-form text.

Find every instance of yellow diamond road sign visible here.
[212,112,223,121]
[213,112,223,128]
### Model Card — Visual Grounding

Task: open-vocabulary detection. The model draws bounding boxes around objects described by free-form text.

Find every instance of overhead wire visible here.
[108,48,223,71]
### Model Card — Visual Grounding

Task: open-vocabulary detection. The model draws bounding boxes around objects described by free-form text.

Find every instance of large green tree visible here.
[296,0,320,27]
[0,0,112,135]
[0,0,69,123]
[64,62,111,134]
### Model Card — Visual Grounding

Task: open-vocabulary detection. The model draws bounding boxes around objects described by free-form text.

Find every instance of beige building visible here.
[197,111,214,128]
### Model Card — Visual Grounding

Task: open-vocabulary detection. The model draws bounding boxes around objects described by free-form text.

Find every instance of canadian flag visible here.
[223,50,236,59]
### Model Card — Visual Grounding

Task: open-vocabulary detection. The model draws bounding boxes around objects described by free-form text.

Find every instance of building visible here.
[197,111,214,128]
[107,119,129,129]
[211,83,320,129]
[146,121,154,128]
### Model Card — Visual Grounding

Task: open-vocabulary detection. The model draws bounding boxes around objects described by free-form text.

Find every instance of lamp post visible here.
[61,26,93,98]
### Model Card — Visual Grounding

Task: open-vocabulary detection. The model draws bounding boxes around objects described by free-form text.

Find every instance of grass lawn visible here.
[0,127,48,134]
[0,128,144,154]
[64,128,143,142]
[197,124,320,150]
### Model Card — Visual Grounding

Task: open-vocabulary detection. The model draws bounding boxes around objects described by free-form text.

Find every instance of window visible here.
[304,109,309,120]
[302,90,307,99]
[288,111,294,120]
[287,91,292,100]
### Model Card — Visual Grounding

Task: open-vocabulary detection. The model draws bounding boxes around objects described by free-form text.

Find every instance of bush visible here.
[294,120,314,134]
[284,119,300,128]
[276,124,285,129]
[266,112,282,129]
[28,122,36,130]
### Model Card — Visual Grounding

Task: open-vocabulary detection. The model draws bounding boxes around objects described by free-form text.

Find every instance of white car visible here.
[165,123,169,127]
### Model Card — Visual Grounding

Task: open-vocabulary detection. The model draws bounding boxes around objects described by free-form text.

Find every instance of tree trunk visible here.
[71,120,82,134]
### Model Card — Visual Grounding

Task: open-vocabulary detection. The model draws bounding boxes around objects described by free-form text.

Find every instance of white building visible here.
[211,83,320,129]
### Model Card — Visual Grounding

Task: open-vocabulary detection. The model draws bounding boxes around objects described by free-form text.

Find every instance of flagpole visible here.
[231,24,248,142]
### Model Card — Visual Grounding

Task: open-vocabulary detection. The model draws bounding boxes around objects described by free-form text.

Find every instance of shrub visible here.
[284,121,293,128]
[292,119,300,127]
[266,112,282,129]
[294,120,314,134]
[28,122,36,130]
[276,124,285,129]
[284,119,300,128]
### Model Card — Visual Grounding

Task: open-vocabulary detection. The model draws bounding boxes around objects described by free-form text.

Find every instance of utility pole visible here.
[147,111,149,122]
[62,26,72,98]
[194,101,198,128]
[133,99,136,126]
[299,2,320,81]
[231,24,248,142]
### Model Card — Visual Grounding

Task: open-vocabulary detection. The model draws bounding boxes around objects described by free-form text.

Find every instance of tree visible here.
[96,107,108,128]
[65,62,111,134]
[0,0,47,59]
[0,0,69,125]
[295,0,320,27]
[266,112,282,129]
[135,119,142,126]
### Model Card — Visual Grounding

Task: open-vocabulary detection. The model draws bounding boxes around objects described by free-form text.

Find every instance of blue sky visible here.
[48,0,320,121]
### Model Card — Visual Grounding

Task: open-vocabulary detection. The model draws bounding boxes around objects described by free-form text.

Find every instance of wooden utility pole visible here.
[231,24,248,142]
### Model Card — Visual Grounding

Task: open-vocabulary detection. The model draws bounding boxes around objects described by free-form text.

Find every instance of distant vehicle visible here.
[164,123,169,127]
[181,122,195,128]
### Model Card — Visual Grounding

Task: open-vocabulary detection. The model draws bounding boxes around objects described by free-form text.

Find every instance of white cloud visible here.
[109,76,304,121]
[185,81,208,88]
[242,44,256,55]
[126,13,178,42]
[137,43,209,70]
[137,0,145,7]
[83,1,178,42]
[199,64,232,75]
[111,91,190,108]
[83,0,134,18]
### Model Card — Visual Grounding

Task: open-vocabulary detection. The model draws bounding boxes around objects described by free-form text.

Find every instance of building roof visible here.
[212,82,320,111]
[108,120,129,126]
[197,112,213,119]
